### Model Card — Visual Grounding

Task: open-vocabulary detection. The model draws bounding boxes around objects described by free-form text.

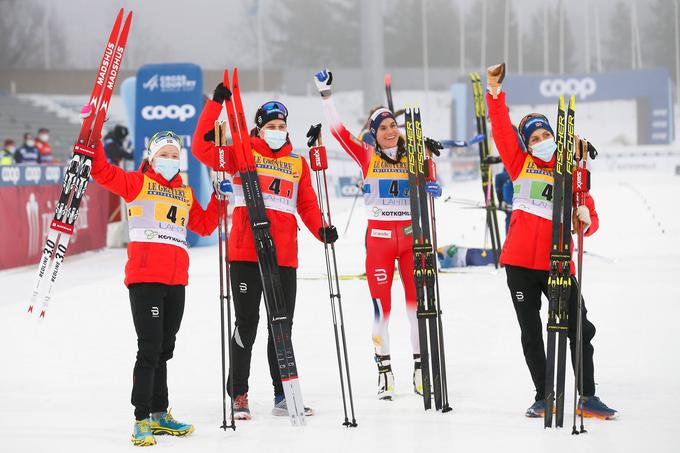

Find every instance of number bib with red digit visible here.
[512,155,554,220]
[232,150,302,214]
[127,175,192,250]
[363,150,411,221]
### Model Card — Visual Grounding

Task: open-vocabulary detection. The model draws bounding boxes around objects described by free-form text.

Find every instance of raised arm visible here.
[485,63,527,180]
[314,69,372,173]
[192,82,238,174]
[90,141,143,202]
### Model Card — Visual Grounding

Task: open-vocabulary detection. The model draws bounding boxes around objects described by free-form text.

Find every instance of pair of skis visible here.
[220,68,306,426]
[28,9,133,318]
[404,107,451,412]
[469,73,501,268]
[544,95,576,428]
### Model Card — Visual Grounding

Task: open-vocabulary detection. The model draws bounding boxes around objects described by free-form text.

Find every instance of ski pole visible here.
[425,156,452,413]
[571,138,591,435]
[215,121,236,431]
[307,124,358,427]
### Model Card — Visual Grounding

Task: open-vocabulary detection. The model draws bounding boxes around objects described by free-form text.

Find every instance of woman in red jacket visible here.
[90,130,218,446]
[486,63,616,420]
[193,83,337,420]
[313,69,442,401]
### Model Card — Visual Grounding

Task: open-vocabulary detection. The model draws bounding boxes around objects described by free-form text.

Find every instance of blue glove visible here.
[425,181,442,198]
[212,173,234,200]
[314,69,333,97]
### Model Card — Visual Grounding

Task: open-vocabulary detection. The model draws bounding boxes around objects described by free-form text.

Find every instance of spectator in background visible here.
[35,128,53,163]
[14,133,39,164]
[103,125,133,165]
[1,139,16,165]
[495,166,513,234]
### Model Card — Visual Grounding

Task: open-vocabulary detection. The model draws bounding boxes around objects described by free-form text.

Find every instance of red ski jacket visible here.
[192,99,323,268]
[487,92,599,272]
[90,142,218,286]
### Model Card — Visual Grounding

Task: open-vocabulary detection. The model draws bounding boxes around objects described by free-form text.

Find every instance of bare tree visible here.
[0,0,67,68]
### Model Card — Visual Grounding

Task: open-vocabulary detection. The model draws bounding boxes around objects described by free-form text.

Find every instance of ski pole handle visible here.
[425,158,437,183]
[214,121,228,171]
[309,145,328,172]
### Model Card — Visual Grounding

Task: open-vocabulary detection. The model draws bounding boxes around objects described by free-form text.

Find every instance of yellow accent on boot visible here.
[131,419,157,447]
[149,409,195,436]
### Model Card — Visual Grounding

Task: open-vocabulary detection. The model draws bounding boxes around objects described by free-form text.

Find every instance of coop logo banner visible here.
[539,77,597,100]
[0,165,66,187]
[135,63,203,167]
[141,104,196,122]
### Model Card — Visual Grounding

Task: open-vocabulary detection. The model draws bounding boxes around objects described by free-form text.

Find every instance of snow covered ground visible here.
[1,161,679,452]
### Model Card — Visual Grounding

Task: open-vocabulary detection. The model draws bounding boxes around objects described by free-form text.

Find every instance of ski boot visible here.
[413,354,423,396]
[149,409,194,436]
[577,396,618,420]
[131,418,156,447]
[272,393,314,416]
[232,393,252,420]
[376,354,395,401]
[525,399,546,418]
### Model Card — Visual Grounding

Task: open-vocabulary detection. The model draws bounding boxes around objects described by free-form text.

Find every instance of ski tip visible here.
[384,73,392,85]
[559,96,565,109]
[233,67,239,85]
[223,69,229,86]
[122,10,133,28]
[569,95,575,109]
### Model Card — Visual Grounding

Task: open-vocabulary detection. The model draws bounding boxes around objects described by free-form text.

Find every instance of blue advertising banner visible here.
[336,176,362,197]
[135,63,215,247]
[456,69,674,145]
[0,165,66,187]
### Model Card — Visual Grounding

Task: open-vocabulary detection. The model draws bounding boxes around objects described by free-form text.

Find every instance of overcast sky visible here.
[43,0,640,70]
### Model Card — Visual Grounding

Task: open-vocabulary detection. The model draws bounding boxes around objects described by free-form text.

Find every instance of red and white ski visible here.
[28,8,133,318]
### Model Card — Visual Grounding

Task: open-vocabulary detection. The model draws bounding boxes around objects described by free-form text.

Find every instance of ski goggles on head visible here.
[147,130,183,160]
[255,101,288,129]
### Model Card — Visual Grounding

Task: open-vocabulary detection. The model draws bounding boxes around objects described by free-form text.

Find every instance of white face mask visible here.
[263,129,287,150]
[38,134,49,142]
[530,138,557,162]
[25,139,35,147]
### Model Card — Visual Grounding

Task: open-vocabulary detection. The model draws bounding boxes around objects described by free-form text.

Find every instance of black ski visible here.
[405,107,450,412]
[545,95,576,428]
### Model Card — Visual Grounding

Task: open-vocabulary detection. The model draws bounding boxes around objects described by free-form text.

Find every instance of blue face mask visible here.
[530,138,557,162]
[263,129,287,150]
[153,157,180,181]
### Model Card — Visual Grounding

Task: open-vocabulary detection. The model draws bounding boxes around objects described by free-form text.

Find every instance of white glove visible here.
[572,205,591,233]
[211,171,233,201]
[314,69,333,97]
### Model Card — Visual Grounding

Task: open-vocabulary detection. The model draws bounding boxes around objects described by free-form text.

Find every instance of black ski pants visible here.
[227,261,297,398]
[128,283,185,420]
[505,265,596,401]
